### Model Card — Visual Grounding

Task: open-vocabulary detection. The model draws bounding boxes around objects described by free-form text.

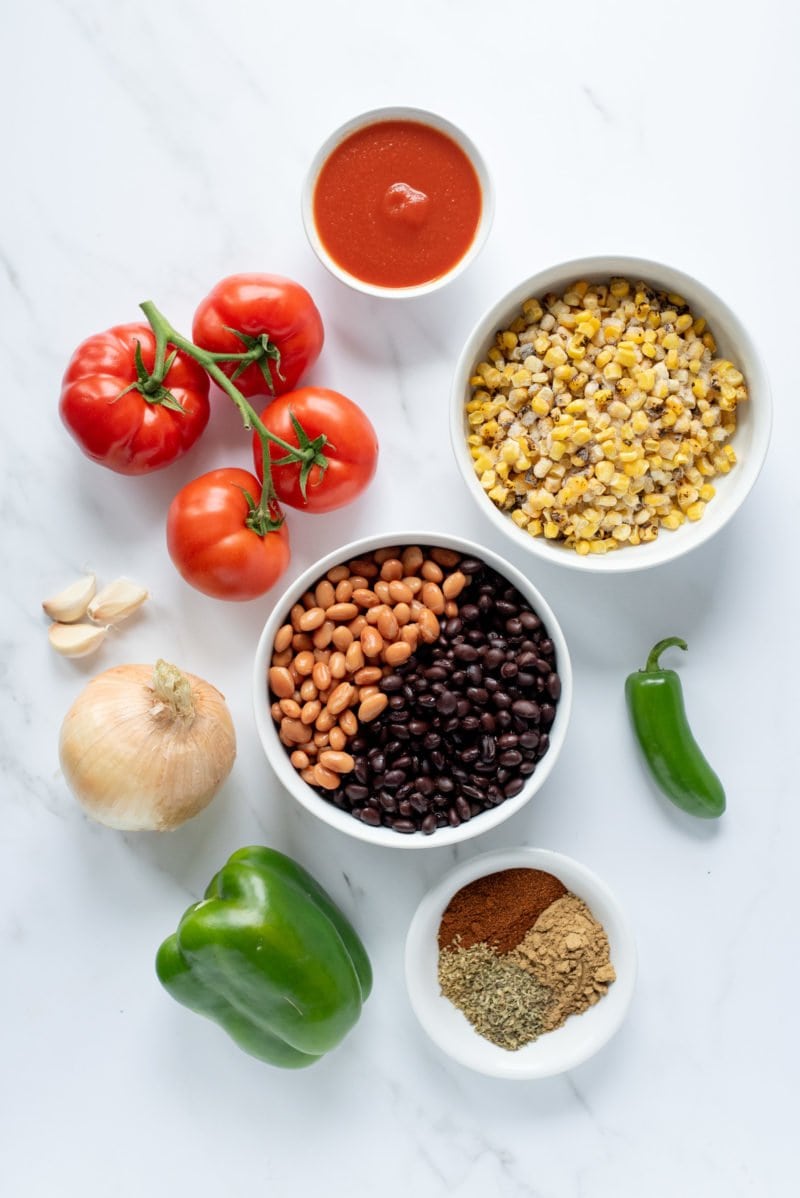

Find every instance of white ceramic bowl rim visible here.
[301,105,495,299]
[252,530,572,849]
[450,254,772,573]
[405,846,637,1079]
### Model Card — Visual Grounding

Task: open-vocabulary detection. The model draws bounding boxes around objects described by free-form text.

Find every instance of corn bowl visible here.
[450,256,771,573]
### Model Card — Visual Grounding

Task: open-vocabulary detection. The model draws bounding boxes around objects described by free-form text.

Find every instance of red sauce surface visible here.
[313,119,483,288]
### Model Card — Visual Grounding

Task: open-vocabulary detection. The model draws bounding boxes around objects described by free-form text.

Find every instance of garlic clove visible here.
[48,621,108,658]
[87,578,149,625]
[42,574,96,623]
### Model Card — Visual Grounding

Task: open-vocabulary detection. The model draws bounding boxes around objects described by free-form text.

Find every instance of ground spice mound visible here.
[438,868,567,954]
[508,893,617,1032]
[438,942,551,1050]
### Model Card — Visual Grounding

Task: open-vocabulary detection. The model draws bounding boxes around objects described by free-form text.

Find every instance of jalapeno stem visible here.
[139,301,322,528]
[645,636,688,672]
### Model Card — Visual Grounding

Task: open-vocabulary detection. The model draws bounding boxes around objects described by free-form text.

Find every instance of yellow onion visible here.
[59,659,236,830]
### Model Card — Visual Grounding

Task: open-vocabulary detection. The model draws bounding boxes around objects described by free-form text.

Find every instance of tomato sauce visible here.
[312,119,483,289]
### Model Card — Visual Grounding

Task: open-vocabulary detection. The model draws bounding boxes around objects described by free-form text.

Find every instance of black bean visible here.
[519,610,541,631]
[500,661,518,680]
[506,618,523,636]
[504,776,525,798]
[461,783,485,801]
[547,673,561,701]
[499,749,523,768]
[422,814,438,834]
[497,732,519,749]
[540,704,556,728]
[466,663,483,686]
[466,687,488,706]
[391,819,417,834]
[459,558,483,574]
[345,784,369,803]
[382,674,404,692]
[455,796,472,821]
[460,603,480,622]
[481,735,496,762]
[453,643,479,662]
[512,699,540,720]
[480,712,496,732]
[359,807,381,826]
[518,730,540,751]
[445,617,462,637]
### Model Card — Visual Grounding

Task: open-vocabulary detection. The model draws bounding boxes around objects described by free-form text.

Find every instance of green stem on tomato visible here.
[139,301,322,529]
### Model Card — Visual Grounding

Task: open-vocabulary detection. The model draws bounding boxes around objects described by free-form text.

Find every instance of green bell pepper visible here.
[155,845,372,1068]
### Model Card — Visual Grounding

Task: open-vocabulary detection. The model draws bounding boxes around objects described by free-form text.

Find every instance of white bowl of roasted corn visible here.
[450,256,772,572]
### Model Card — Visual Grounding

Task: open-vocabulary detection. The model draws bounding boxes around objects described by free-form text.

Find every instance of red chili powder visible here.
[312,119,482,288]
[438,868,568,955]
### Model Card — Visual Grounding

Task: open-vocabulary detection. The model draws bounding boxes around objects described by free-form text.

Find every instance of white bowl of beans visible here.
[405,846,637,1078]
[450,256,772,572]
[252,532,572,848]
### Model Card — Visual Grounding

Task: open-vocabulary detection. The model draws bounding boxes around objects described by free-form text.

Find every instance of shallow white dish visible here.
[252,531,572,849]
[450,255,772,573]
[301,105,494,298]
[405,847,637,1079]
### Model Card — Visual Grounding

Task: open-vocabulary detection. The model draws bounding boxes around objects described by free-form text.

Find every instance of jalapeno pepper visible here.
[625,636,726,819]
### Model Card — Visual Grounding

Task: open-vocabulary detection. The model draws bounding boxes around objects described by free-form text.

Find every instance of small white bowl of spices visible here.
[451,256,771,572]
[405,847,636,1078]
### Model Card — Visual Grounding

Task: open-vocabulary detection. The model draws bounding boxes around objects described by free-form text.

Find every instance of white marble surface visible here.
[3,1,797,1194]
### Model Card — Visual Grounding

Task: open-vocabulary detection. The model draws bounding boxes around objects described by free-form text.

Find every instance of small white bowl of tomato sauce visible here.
[301,106,494,299]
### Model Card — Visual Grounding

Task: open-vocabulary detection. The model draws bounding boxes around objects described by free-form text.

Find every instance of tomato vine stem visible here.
[139,301,326,530]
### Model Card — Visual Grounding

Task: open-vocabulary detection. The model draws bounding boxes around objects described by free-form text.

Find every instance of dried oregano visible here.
[438,942,551,1050]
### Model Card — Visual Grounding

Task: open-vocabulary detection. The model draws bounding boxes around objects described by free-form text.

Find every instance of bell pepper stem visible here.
[139,301,323,526]
[645,636,688,673]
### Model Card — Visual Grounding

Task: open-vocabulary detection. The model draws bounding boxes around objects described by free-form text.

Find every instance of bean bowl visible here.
[252,532,572,849]
[405,847,637,1079]
[450,255,772,573]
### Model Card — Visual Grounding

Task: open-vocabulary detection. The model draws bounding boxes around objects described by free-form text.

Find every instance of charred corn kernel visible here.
[482,420,499,439]
[480,469,496,489]
[530,393,552,416]
[636,369,656,393]
[565,399,587,414]
[500,331,518,351]
[603,324,621,343]
[488,347,504,366]
[603,362,623,381]
[550,423,574,442]
[594,460,615,484]
[610,278,630,298]
[488,485,510,505]
[616,377,636,398]
[495,461,510,480]
[665,348,679,370]
[511,369,532,387]
[567,336,586,359]
[594,388,612,405]
[577,316,601,338]
[644,491,669,506]
[467,411,486,426]
[662,332,681,350]
[631,411,650,434]
[575,540,591,555]
[544,345,568,368]
[685,501,705,521]
[549,441,567,461]
[510,509,528,528]
[699,484,716,501]
[614,346,639,368]
[609,473,629,495]
[554,363,577,381]
[702,332,717,353]
[500,440,519,463]
[527,518,543,536]
[692,377,708,400]
[523,298,544,320]
[534,335,551,356]
[660,511,684,530]
[595,349,614,369]
[570,426,593,447]
[674,313,693,333]
[543,521,560,539]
